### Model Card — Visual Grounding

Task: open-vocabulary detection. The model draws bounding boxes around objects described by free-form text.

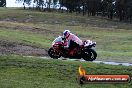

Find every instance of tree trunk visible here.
[23,3,25,9]
[82,5,85,16]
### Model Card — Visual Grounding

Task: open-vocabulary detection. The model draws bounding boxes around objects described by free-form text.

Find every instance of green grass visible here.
[0,8,132,62]
[0,29,53,48]
[0,55,132,88]
[0,8,132,88]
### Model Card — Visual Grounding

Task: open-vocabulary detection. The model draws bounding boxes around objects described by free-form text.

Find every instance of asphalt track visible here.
[24,56,132,66]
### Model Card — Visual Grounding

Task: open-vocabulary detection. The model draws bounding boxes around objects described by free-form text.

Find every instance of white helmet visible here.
[62,30,71,38]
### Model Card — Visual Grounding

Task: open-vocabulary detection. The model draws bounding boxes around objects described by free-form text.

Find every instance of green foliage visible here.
[16,0,32,5]
[14,0,132,21]
[0,0,6,7]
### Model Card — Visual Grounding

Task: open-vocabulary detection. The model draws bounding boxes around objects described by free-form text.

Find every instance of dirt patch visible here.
[0,21,59,37]
[0,40,48,56]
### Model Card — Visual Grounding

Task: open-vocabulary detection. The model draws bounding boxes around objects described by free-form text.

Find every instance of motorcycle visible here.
[48,37,97,61]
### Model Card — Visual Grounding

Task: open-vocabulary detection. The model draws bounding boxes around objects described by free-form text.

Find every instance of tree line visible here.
[1,0,132,22]
[0,0,6,7]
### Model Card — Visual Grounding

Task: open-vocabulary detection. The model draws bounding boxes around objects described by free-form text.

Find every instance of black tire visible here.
[82,49,97,61]
[48,47,61,59]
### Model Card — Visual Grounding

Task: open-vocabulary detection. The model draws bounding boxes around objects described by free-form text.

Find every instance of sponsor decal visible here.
[77,65,131,84]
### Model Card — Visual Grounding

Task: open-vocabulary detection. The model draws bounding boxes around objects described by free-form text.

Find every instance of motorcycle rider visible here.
[62,30,83,56]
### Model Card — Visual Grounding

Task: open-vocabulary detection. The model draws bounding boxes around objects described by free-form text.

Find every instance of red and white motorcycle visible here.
[48,37,97,61]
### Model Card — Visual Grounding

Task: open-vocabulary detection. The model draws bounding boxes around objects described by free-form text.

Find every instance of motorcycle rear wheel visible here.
[82,49,97,61]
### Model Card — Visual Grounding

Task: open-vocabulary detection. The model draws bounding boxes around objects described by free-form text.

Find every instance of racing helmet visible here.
[63,30,70,38]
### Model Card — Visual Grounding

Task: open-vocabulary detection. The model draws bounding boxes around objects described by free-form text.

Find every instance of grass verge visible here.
[0,55,132,88]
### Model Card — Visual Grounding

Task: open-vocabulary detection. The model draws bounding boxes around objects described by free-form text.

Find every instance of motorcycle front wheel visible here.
[48,47,61,59]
